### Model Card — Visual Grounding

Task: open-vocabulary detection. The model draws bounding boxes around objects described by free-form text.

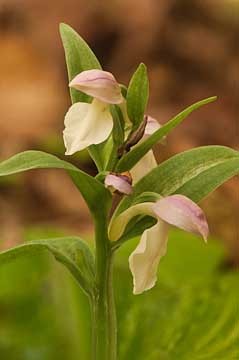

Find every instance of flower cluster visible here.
[63,69,209,294]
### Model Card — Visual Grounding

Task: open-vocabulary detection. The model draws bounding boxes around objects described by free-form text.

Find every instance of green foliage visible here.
[116,145,239,215]
[60,23,101,104]
[0,150,111,219]
[0,237,95,297]
[116,96,217,172]
[116,232,238,360]
[126,63,149,129]
[0,228,92,360]
[1,228,237,359]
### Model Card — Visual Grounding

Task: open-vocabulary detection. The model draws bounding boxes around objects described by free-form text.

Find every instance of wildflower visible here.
[63,70,123,155]
[109,195,208,294]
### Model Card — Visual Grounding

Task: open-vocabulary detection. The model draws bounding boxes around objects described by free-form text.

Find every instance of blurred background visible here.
[0,0,238,359]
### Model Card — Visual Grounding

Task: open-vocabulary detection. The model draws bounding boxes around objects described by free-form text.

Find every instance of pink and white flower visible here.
[109,194,209,294]
[63,70,123,155]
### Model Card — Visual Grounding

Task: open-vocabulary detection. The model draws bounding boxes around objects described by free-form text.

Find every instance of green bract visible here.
[126,63,149,129]
[116,96,217,172]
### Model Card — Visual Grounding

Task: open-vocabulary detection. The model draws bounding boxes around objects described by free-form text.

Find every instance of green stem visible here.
[92,216,117,360]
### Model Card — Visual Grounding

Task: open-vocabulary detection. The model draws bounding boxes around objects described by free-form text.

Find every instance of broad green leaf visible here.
[126,63,149,128]
[116,145,239,215]
[116,96,217,172]
[60,23,101,104]
[0,151,111,218]
[0,237,95,296]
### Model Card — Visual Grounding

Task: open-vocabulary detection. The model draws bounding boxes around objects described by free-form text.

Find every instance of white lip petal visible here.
[153,195,209,241]
[129,220,169,295]
[69,69,123,104]
[131,150,157,183]
[63,99,113,155]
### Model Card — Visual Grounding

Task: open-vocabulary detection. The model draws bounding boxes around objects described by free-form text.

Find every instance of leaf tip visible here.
[138,62,147,72]
[59,22,68,34]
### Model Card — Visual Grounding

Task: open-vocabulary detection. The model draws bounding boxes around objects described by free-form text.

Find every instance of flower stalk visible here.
[93,215,117,360]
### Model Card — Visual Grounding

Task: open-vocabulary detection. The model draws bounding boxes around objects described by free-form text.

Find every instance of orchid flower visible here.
[109,195,209,294]
[63,69,123,155]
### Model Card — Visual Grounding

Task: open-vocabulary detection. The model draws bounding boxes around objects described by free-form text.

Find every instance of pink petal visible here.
[69,69,123,104]
[105,173,133,195]
[144,115,161,136]
[153,195,209,241]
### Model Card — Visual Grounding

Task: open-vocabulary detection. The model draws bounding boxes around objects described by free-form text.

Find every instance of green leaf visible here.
[116,145,239,214]
[116,96,217,172]
[0,237,95,297]
[0,151,111,218]
[126,63,149,129]
[60,23,101,104]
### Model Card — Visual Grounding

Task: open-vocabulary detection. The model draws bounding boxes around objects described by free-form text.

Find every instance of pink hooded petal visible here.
[69,69,123,104]
[153,195,209,241]
[105,173,133,195]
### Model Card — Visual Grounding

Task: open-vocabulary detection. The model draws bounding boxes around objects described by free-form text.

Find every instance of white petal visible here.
[131,150,157,183]
[129,220,169,294]
[63,99,113,155]
[109,202,155,241]
[69,69,123,104]
[153,195,209,241]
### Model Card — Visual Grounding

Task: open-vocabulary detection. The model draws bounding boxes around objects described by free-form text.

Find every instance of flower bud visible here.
[105,172,133,195]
